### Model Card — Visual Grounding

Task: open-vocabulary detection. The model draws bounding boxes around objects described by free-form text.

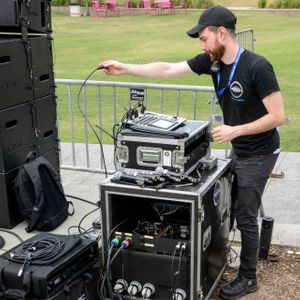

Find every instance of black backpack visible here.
[14,152,74,232]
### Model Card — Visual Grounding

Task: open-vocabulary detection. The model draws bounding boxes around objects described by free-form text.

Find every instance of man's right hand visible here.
[99,60,128,75]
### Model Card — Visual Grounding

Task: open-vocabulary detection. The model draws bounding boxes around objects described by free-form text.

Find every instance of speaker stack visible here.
[0,0,59,228]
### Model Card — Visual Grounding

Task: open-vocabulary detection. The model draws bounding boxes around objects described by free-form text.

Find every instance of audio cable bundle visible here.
[8,238,64,277]
[98,236,131,300]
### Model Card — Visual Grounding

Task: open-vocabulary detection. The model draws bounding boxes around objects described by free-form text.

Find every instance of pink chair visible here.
[91,0,107,17]
[143,0,157,15]
[160,0,174,14]
[106,0,120,16]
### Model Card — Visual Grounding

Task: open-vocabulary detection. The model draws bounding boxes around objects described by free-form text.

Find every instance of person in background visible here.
[99,5,285,299]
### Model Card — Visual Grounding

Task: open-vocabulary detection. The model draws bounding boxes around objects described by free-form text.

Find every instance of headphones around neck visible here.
[211,60,221,73]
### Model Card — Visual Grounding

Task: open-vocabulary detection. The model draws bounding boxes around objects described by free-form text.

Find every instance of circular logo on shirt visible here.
[230,81,243,99]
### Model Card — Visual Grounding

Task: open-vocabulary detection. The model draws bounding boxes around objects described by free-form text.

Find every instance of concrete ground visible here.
[0,145,299,253]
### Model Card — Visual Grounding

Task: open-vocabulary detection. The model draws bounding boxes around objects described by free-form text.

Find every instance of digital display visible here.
[150,119,174,129]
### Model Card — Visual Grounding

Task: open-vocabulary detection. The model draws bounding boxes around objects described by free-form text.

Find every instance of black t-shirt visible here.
[187,50,280,157]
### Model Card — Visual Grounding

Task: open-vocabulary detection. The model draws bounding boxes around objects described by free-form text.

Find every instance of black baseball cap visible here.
[187,6,237,38]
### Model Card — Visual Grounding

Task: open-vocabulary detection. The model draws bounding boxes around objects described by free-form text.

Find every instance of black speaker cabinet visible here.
[0,0,52,34]
[35,95,59,155]
[0,102,35,172]
[0,166,23,228]
[0,148,60,229]
[0,35,55,110]
[30,35,55,99]
[100,159,232,300]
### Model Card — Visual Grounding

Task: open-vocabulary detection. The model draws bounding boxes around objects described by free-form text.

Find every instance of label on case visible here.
[163,150,172,166]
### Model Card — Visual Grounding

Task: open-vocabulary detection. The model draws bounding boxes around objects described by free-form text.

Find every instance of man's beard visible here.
[208,44,225,61]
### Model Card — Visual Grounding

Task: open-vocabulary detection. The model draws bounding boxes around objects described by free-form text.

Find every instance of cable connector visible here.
[141,283,155,299]
[121,239,130,248]
[111,237,121,247]
[113,279,128,293]
[18,253,32,277]
[172,288,187,300]
[175,242,181,250]
[127,280,142,296]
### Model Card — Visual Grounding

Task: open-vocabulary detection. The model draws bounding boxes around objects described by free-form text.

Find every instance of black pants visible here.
[230,151,279,279]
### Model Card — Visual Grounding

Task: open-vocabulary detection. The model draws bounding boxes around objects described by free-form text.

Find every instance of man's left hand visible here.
[212,125,238,144]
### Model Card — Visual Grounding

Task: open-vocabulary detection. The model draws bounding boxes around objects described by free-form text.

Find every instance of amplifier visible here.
[117,120,211,174]
[0,0,52,34]
[0,233,101,299]
[0,35,55,110]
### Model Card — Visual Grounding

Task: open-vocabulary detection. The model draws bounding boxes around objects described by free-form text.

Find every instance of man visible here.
[99,6,285,299]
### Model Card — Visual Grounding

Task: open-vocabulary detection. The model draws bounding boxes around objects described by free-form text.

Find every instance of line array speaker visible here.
[0,0,52,34]
[0,35,55,110]
[0,0,59,229]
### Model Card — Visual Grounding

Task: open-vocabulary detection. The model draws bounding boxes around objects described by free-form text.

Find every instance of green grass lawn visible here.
[52,10,300,151]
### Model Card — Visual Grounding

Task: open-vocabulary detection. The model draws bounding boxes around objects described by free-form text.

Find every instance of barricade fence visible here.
[55,29,255,174]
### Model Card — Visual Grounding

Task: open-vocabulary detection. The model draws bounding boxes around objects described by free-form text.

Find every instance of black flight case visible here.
[99,159,232,300]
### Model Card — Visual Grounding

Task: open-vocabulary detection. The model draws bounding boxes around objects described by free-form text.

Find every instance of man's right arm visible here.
[99,60,194,78]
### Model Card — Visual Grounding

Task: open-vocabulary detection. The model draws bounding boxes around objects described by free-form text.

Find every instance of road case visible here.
[117,120,211,174]
[99,159,232,300]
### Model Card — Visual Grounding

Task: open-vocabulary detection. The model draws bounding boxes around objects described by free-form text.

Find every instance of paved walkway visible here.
[0,145,299,253]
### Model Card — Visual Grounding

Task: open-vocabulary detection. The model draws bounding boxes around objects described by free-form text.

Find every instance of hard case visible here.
[0,233,100,299]
[99,159,232,300]
[117,120,211,174]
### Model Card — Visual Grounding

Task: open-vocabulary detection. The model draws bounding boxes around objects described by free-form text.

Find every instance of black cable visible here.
[170,245,179,293]
[9,238,64,276]
[117,293,123,300]
[95,124,116,141]
[110,245,124,266]
[108,217,132,243]
[76,67,108,177]
[99,244,114,299]
[66,194,98,207]
[10,238,64,263]
[174,246,184,290]
[67,225,99,240]
[106,244,123,298]
[0,229,23,243]
[113,102,143,170]
[78,207,100,234]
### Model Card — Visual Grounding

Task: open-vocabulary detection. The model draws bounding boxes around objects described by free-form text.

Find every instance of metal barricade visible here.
[56,79,215,174]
